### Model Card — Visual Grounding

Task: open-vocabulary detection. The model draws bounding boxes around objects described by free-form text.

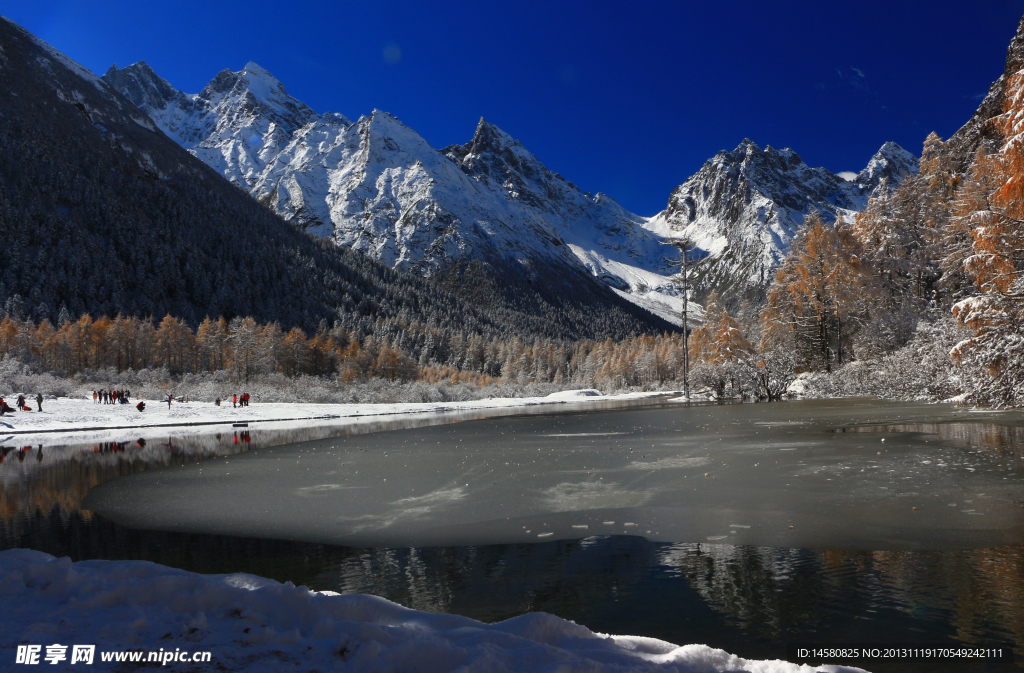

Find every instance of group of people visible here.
[93,389,131,405]
[212,394,250,408]
[0,394,43,414]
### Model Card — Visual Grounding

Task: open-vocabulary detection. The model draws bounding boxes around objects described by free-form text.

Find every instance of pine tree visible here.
[228,317,262,384]
[948,68,1024,404]
[762,214,869,370]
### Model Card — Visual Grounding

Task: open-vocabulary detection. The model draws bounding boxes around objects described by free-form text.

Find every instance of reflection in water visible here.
[0,433,252,531]
[2,508,1020,672]
[659,543,1024,649]
[837,422,1024,468]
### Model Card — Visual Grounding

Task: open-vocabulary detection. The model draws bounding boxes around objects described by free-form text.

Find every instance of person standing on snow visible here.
[36,393,42,412]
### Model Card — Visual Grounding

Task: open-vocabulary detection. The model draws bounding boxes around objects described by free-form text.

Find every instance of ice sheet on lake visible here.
[542,481,653,512]
[627,456,711,470]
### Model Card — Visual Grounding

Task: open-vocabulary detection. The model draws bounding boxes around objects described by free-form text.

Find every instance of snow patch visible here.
[0,550,866,673]
[546,388,604,398]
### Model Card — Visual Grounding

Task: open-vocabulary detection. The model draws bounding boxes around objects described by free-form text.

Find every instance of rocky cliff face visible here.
[646,139,918,303]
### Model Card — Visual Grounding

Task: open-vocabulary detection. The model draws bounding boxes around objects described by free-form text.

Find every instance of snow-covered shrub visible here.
[805,316,971,401]
[0,356,77,397]
[739,349,799,401]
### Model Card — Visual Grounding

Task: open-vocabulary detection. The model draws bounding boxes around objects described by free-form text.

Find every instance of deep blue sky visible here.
[6,1,1024,215]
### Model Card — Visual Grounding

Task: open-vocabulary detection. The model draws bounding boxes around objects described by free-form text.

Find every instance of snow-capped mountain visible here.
[102,61,330,190]
[2,17,671,342]
[442,119,693,325]
[646,139,918,302]
[103,63,692,325]
[103,61,916,319]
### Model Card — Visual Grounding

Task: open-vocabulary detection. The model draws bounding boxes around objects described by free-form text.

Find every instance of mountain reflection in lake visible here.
[4,397,1024,672]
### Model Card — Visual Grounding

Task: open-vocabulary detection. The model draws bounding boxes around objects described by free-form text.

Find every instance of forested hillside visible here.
[0,18,673,343]
[745,12,1024,406]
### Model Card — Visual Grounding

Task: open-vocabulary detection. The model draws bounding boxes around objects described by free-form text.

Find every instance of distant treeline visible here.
[0,314,696,390]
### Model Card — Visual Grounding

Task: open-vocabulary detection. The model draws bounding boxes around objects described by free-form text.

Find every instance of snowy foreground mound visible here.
[0,550,865,672]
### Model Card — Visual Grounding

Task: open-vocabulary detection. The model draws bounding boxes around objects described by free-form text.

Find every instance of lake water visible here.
[3,397,1024,671]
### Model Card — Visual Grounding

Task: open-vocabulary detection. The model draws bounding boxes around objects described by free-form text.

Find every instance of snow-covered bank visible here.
[0,390,669,442]
[0,549,865,673]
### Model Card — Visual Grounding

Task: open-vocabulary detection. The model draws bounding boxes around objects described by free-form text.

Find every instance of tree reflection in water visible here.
[4,507,1022,669]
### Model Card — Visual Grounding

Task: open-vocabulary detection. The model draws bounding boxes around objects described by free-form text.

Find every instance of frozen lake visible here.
[4,396,1024,671]
[84,398,1024,551]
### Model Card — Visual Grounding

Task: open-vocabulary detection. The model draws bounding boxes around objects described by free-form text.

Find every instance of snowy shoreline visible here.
[0,389,670,443]
[0,549,865,673]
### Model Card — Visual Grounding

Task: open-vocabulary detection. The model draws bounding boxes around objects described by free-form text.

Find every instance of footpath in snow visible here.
[0,389,661,442]
[0,550,865,673]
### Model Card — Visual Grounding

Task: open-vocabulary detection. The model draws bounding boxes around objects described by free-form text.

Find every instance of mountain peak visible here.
[877,140,905,153]
[855,141,918,195]
[103,61,163,86]
[470,117,519,151]
[871,141,914,164]
[369,108,402,125]
[660,132,916,303]
[242,61,275,79]
[102,61,186,114]
[241,60,270,75]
